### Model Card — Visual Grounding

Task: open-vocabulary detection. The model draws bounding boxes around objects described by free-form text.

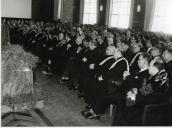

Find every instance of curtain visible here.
[97,0,100,24]
[79,0,84,24]
[105,0,112,26]
[144,0,156,31]
[53,0,62,20]
[129,0,134,28]
[54,0,64,20]
[60,0,64,20]
[53,0,59,20]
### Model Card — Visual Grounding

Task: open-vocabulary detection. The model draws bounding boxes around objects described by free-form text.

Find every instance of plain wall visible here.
[1,0,32,18]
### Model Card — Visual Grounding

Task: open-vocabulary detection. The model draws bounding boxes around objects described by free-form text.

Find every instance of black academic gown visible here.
[93,55,116,97]
[60,40,78,77]
[105,57,129,94]
[123,69,150,91]
[80,47,103,104]
[123,48,134,64]
[39,35,48,65]
[53,39,66,74]
[165,60,172,93]
[130,52,142,75]
[164,60,172,103]
[92,57,129,114]
[113,69,169,126]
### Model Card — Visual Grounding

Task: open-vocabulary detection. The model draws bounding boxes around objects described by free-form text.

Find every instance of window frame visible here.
[108,0,132,28]
[82,0,98,24]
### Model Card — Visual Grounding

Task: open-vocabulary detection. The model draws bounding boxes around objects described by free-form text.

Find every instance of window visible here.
[109,0,131,28]
[83,0,97,24]
[151,0,172,34]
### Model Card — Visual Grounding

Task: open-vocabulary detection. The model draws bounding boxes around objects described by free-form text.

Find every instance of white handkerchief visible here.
[82,57,87,62]
[98,75,103,81]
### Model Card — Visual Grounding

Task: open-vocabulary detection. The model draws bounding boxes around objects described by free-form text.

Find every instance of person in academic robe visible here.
[45,33,55,76]
[113,58,169,126]
[79,39,103,101]
[16,24,24,46]
[80,46,116,113]
[129,42,142,75]
[121,41,134,63]
[26,29,37,53]
[30,28,42,55]
[91,30,98,41]
[9,22,19,44]
[76,26,85,38]
[49,34,58,70]
[59,33,76,83]
[123,53,152,91]
[125,29,131,43]
[53,32,66,75]
[145,38,156,54]
[38,32,49,66]
[82,48,129,120]
[162,49,172,97]
[150,45,163,61]
[67,36,86,91]
[97,35,107,57]
[33,28,44,57]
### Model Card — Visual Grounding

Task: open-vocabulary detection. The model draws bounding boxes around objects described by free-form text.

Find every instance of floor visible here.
[35,67,112,126]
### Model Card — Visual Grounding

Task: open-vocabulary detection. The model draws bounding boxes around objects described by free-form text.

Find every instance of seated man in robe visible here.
[129,41,142,75]
[113,58,169,126]
[123,52,152,91]
[149,45,162,61]
[121,41,133,63]
[82,48,129,119]
[79,39,103,105]
[80,46,116,112]
[162,48,172,98]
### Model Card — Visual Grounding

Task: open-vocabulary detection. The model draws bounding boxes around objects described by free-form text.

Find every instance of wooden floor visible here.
[34,66,112,126]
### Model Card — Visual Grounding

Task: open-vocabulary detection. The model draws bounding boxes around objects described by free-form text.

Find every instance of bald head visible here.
[105,46,116,55]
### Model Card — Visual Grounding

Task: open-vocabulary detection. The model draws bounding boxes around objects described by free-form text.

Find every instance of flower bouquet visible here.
[1,44,39,112]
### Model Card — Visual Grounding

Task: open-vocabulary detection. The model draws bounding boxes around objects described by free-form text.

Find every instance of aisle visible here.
[34,67,112,126]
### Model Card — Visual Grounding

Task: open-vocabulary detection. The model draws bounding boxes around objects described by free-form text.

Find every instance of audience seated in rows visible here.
[2,18,172,126]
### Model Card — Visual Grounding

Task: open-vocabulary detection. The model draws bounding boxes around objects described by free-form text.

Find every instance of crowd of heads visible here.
[2,17,172,124]
[2,18,172,83]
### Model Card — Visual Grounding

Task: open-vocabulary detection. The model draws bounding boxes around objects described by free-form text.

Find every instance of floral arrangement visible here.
[1,44,39,110]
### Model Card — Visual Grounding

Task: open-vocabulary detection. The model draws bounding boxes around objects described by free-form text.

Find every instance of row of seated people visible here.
[2,18,172,126]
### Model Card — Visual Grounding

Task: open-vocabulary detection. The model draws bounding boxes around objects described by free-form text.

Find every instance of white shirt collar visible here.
[139,68,148,72]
